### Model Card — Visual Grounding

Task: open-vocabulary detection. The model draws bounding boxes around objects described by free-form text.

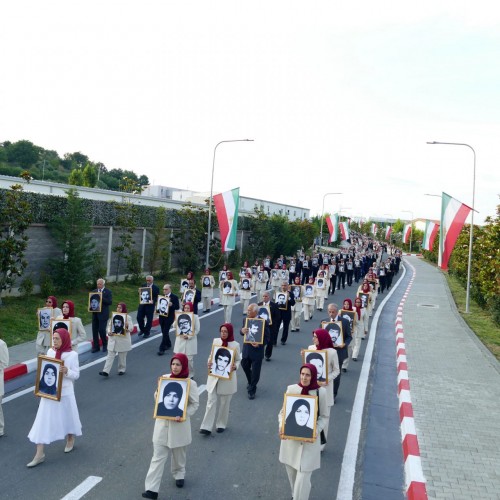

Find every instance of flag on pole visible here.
[326,214,339,242]
[422,220,440,252]
[438,192,472,270]
[385,226,392,241]
[213,188,240,252]
[402,224,412,244]
[371,223,377,235]
[339,221,350,240]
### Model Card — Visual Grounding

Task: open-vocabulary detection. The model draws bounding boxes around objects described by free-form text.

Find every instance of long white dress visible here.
[28,349,82,444]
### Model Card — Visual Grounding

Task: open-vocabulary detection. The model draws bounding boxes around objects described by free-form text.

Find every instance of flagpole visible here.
[319,193,342,246]
[427,141,476,313]
[205,139,254,269]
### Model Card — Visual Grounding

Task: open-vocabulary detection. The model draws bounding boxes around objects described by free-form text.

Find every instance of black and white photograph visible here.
[258,305,272,325]
[275,292,288,310]
[111,313,126,336]
[175,311,194,337]
[209,345,236,380]
[88,292,102,312]
[340,309,356,331]
[316,278,325,289]
[222,281,233,295]
[180,279,189,294]
[281,393,317,442]
[303,350,329,383]
[34,355,64,401]
[358,292,370,308]
[139,287,153,304]
[321,321,344,347]
[37,307,53,331]
[202,275,211,288]
[304,284,314,297]
[219,271,227,282]
[244,317,265,344]
[291,285,302,301]
[157,296,169,317]
[154,376,190,421]
[183,289,195,304]
[50,319,72,341]
[257,271,264,282]
[240,278,251,291]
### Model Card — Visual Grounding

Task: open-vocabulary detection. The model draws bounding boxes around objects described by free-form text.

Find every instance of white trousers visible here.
[103,351,128,374]
[0,396,4,435]
[145,444,187,492]
[302,304,314,321]
[285,464,312,500]
[291,309,302,330]
[202,297,211,311]
[223,305,233,323]
[200,391,233,431]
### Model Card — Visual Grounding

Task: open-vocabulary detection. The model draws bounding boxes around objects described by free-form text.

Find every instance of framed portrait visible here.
[175,311,194,337]
[239,267,247,277]
[35,355,64,401]
[281,393,317,442]
[208,345,236,380]
[88,292,102,313]
[275,292,288,310]
[180,279,189,295]
[290,285,302,301]
[244,317,265,344]
[358,292,370,309]
[316,278,325,289]
[289,264,295,273]
[222,281,233,295]
[302,349,329,383]
[264,258,270,268]
[240,278,251,291]
[317,270,326,278]
[304,284,315,297]
[50,319,72,344]
[312,257,318,266]
[139,287,153,305]
[321,321,344,348]
[111,312,126,336]
[271,270,278,280]
[37,307,53,331]
[154,376,190,421]
[258,304,272,325]
[251,265,258,275]
[257,271,265,282]
[340,309,356,332]
[219,271,227,282]
[202,275,212,288]
[157,295,169,317]
[280,270,287,280]
[182,289,196,304]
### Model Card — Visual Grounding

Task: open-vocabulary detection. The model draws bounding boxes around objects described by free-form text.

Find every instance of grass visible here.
[445,273,500,361]
[0,274,184,348]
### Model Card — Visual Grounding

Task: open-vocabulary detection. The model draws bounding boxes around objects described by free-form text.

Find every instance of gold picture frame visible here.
[280,393,317,442]
[258,305,272,325]
[302,349,329,383]
[244,317,265,344]
[111,312,127,336]
[50,319,72,345]
[357,292,370,309]
[208,345,236,380]
[175,311,194,337]
[139,287,153,305]
[154,376,191,421]
[37,307,53,331]
[88,292,102,313]
[340,309,356,332]
[35,355,64,401]
[275,291,288,310]
[321,321,344,348]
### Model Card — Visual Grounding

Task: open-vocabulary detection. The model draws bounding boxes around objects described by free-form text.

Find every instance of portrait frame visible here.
[208,344,236,380]
[316,278,325,289]
[357,292,370,309]
[321,321,344,348]
[244,317,265,344]
[111,312,127,336]
[280,393,317,442]
[138,287,153,305]
[271,270,278,280]
[240,278,251,292]
[257,304,272,325]
[182,288,196,304]
[340,309,356,332]
[222,280,234,295]
[35,355,64,401]
[50,319,72,345]
[219,270,227,282]
[37,307,53,331]
[154,376,190,421]
[290,285,302,301]
[275,291,288,310]
[304,284,315,297]
[303,349,329,383]
[201,275,212,288]
[175,311,194,337]
[156,295,170,317]
[88,292,102,313]
[180,279,189,295]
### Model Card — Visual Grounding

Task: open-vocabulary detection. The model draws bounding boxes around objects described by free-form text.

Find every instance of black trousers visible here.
[354,267,361,282]
[346,270,354,286]
[329,276,337,294]
[337,273,346,289]
[280,318,291,343]
[158,316,174,351]
[137,305,154,334]
[92,314,107,349]
[241,357,263,394]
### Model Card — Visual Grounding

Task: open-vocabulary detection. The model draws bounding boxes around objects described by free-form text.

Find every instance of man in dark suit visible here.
[275,283,295,345]
[91,278,112,353]
[320,303,352,399]
[157,284,180,355]
[259,291,278,361]
[240,303,270,399]
[137,275,160,339]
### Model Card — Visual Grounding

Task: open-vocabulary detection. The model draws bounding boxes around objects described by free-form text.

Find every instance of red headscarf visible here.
[183,302,194,312]
[298,363,321,395]
[282,264,287,270]
[62,300,75,319]
[204,268,211,274]
[170,353,190,379]
[361,282,371,293]
[294,277,301,285]
[220,323,234,347]
[226,271,233,280]
[54,328,72,360]
[313,329,334,350]
[343,298,353,311]
[118,302,128,313]
[48,296,58,308]
[186,271,194,280]
[245,272,252,278]
[354,297,363,319]
[308,277,315,284]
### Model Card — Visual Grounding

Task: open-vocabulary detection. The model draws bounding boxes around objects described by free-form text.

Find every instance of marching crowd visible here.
[2,232,403,500]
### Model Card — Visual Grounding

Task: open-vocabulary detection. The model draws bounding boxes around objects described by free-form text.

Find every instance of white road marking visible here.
[60,476,102,500]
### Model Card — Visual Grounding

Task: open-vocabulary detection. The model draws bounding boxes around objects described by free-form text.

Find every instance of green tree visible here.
[113,201,141,281]
[82,163,97,187]
[6,140,39,168]
[68,169,84,186]
[0,184,32,304]
[147,207,169,274]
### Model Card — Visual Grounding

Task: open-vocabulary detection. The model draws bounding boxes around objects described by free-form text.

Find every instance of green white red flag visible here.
[326,214,339,242]
[213,187,240,252]
[438,192,472,270]
[422,220,439,252]
[339,221,350,240]
[385,226,392,241]
[371,223,377,235]
[402,224,412,244]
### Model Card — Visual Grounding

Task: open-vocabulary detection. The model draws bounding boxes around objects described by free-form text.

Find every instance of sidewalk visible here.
[401,256,500,499]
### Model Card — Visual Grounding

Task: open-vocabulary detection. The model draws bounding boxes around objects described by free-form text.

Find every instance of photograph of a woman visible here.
[156,381,186,418]
[38,308,52,331]
[284,398,314,439]
[36,361,60,397]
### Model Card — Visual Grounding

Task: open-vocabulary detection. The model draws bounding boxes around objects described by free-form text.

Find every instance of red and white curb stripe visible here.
[396,264,427,500]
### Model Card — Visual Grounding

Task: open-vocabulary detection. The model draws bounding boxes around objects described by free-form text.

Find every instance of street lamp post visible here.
[319,193,342,246]
[402,210,413,253]
[205,139,254,269]
[427,141,476,313]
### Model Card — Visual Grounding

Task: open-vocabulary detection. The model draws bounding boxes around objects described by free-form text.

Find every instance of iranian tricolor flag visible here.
[439,192,472,270]
[422,220,440,252]
[385,226,392,241]
[371,223,377,235]
[402,224,412,244]
[326,214,339,242]
[339,221,350,240]
[213,188,240,252]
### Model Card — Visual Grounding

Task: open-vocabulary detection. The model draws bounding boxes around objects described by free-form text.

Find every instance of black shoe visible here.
[102,348,108,353]
[296,328,300,332]
[142,333,150,338]
[157,350,165,356]
[199,429,211,435]
[246,384,251,391]
[138,332,144,337]
[99,371,108,377]
[176,479,184,488]
[342,368,347,373]
[91,347,100,353]
[248,392,255,400]
[142,491,158,499]
[265,357,271,361]
[352,358,358,361]
[216,428,225,433]
[118,371,125,375]
[281,342,286,345]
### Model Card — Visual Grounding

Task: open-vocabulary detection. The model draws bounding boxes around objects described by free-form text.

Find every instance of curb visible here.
[395,262,428,500]
[4,297,220,383]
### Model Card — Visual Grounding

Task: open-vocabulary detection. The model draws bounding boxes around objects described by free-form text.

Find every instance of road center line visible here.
[60,476,102,500]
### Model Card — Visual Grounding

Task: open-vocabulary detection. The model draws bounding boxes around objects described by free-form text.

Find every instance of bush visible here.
[18,275,34,297]
[39,271,55,298]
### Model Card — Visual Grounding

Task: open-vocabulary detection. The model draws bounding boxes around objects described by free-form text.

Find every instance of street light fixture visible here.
[319,193,342,246]
[402,210,413,252]
[205,139,254,269]
[427,141,476,313]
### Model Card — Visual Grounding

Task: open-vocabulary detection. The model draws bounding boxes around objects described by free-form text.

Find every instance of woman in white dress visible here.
[27,328,82,467]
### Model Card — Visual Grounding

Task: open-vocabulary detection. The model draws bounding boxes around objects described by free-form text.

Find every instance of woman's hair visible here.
[288,398,310,423]
[163,381,183,402]
[39,363,57,394]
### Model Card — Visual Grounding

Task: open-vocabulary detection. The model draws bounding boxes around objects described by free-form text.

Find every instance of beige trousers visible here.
[285,464,312,500]
[145,444,187,492]
[103,351,128,374]
[200,391,233,431]
[0,396,4,435]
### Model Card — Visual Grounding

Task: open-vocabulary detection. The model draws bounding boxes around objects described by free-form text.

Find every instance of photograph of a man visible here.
[112,313,125,335]
[241,278,250,290]
[210,346,234,379]
[305,351,327,382]
[322,321,343,347]
[222,281,233,295]
[88,293,102,312]
[276,293,287,308]
[157,296,169,316]
[244,318,265,344]
[175,312,193,337]
[139,288,152,304]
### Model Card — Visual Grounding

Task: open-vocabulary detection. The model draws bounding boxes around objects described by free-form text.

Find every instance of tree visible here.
[147,207,169,274]
[0,184,32,304]
[68,169,84,186]
[47,189,97,292]
[6,140,39,168]
[82,163,97,187]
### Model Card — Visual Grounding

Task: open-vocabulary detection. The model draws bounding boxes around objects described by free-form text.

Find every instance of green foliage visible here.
[18,274,34,297]
[68,168,84,186]
[0,184,32,302]
[47,189,97,293]
[5,140,39,168]
[147,207,168,274]
[39,271,55,298]
[112,201,140,280]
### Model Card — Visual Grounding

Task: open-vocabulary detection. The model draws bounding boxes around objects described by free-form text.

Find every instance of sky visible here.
[1,1,499,225]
